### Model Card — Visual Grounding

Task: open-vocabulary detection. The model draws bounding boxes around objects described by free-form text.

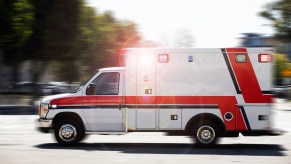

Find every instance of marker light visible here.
[39,103,49,118]
[158,54,169,63]
[259,54,271,63]
[235,54,247,63]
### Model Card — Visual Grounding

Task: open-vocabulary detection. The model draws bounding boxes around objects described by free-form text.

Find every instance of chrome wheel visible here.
[196,125,215,144]
[59,124,77,142]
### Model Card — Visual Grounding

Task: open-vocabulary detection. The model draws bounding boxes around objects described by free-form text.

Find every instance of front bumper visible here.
[37,118,53,133]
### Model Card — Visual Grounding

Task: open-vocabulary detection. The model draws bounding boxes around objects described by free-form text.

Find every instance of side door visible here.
[83,71,125,132]
[136,53,156,129]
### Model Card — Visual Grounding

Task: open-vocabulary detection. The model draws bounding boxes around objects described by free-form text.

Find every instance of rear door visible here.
[83,70,125,132]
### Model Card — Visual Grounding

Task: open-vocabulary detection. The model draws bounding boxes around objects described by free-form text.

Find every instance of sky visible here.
[86,0,275,48]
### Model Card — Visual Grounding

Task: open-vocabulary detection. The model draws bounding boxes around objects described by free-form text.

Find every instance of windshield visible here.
[73,70,99,93]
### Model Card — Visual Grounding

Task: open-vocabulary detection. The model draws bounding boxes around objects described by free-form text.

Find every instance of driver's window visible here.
[87,72,120,95]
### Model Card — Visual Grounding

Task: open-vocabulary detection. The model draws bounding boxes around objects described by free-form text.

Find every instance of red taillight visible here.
[259,54,271,63]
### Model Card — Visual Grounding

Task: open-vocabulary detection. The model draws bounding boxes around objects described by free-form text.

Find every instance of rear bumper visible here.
[37,118,53,133]
[241,129,286,136]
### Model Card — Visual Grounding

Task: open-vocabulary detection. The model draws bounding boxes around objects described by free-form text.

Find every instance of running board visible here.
[86,132,127,135]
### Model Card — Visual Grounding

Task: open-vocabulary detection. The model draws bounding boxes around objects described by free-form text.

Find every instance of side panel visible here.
[127,108,136,130]
[137,108,156,129]
[155,49,237,131]
[155,51,237,96]
[241,105,272,130]
[159,108,182,129]
[247,48,273,92]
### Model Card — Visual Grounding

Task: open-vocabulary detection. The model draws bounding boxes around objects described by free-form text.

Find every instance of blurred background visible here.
[0,0,290,109]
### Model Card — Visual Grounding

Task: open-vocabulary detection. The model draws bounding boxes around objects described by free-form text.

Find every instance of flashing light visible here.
[259,54,271,63]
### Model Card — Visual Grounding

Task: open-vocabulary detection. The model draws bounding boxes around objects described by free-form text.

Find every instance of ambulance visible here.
[37,47,278,146]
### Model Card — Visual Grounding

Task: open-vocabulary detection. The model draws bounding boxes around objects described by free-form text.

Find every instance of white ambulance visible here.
[37,47,278,146]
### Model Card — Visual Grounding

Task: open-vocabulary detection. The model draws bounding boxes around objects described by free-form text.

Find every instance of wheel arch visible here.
[185,113,226,133]
[52,112,85,131]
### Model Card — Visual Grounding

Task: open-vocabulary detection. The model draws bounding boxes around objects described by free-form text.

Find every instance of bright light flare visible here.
[139,55,152,66]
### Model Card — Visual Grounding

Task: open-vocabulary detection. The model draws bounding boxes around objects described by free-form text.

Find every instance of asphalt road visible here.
[0,100,290,164]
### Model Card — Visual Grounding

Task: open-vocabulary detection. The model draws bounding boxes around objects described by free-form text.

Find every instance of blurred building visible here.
[239,33,291,60]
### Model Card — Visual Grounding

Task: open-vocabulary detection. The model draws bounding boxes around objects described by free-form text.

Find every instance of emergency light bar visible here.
[259,54,271,63]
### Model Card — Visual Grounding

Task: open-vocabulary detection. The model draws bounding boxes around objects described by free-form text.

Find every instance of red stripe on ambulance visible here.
[226,48,272,103]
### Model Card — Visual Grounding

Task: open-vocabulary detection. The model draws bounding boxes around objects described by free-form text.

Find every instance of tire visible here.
[54,119,85,145]
[193,122,220,146]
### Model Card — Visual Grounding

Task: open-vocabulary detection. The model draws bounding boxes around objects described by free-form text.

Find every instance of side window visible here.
[87,72,120,95]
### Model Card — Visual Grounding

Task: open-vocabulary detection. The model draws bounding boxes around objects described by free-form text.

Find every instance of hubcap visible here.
[196,125,215,144]
[59,124,77,142]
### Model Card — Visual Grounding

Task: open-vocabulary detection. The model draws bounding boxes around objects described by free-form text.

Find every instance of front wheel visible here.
[54,119,84,145]
[193,122,220,146]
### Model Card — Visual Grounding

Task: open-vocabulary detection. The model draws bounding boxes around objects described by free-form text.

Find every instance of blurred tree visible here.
[0,0,34,85]
[274,53,290,84]
[43,0,81,82]
[1,0,141,86]
[73,4,103,80]
[26,0,81,83]
[61,6,141,81]
[25,0,54,86]
[259,0,291,41]
[95,11,140,69]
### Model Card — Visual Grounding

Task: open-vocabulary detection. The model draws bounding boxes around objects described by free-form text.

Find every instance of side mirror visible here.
[86,83,95,95]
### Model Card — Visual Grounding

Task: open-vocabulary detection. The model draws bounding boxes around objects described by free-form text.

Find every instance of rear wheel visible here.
[193,122,220,146]
[54,119,85,145]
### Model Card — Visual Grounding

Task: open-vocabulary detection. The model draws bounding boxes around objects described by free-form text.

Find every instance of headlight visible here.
[39,103,49,118]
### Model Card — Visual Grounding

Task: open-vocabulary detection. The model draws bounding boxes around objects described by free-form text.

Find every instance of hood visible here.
[41,93,74,104]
